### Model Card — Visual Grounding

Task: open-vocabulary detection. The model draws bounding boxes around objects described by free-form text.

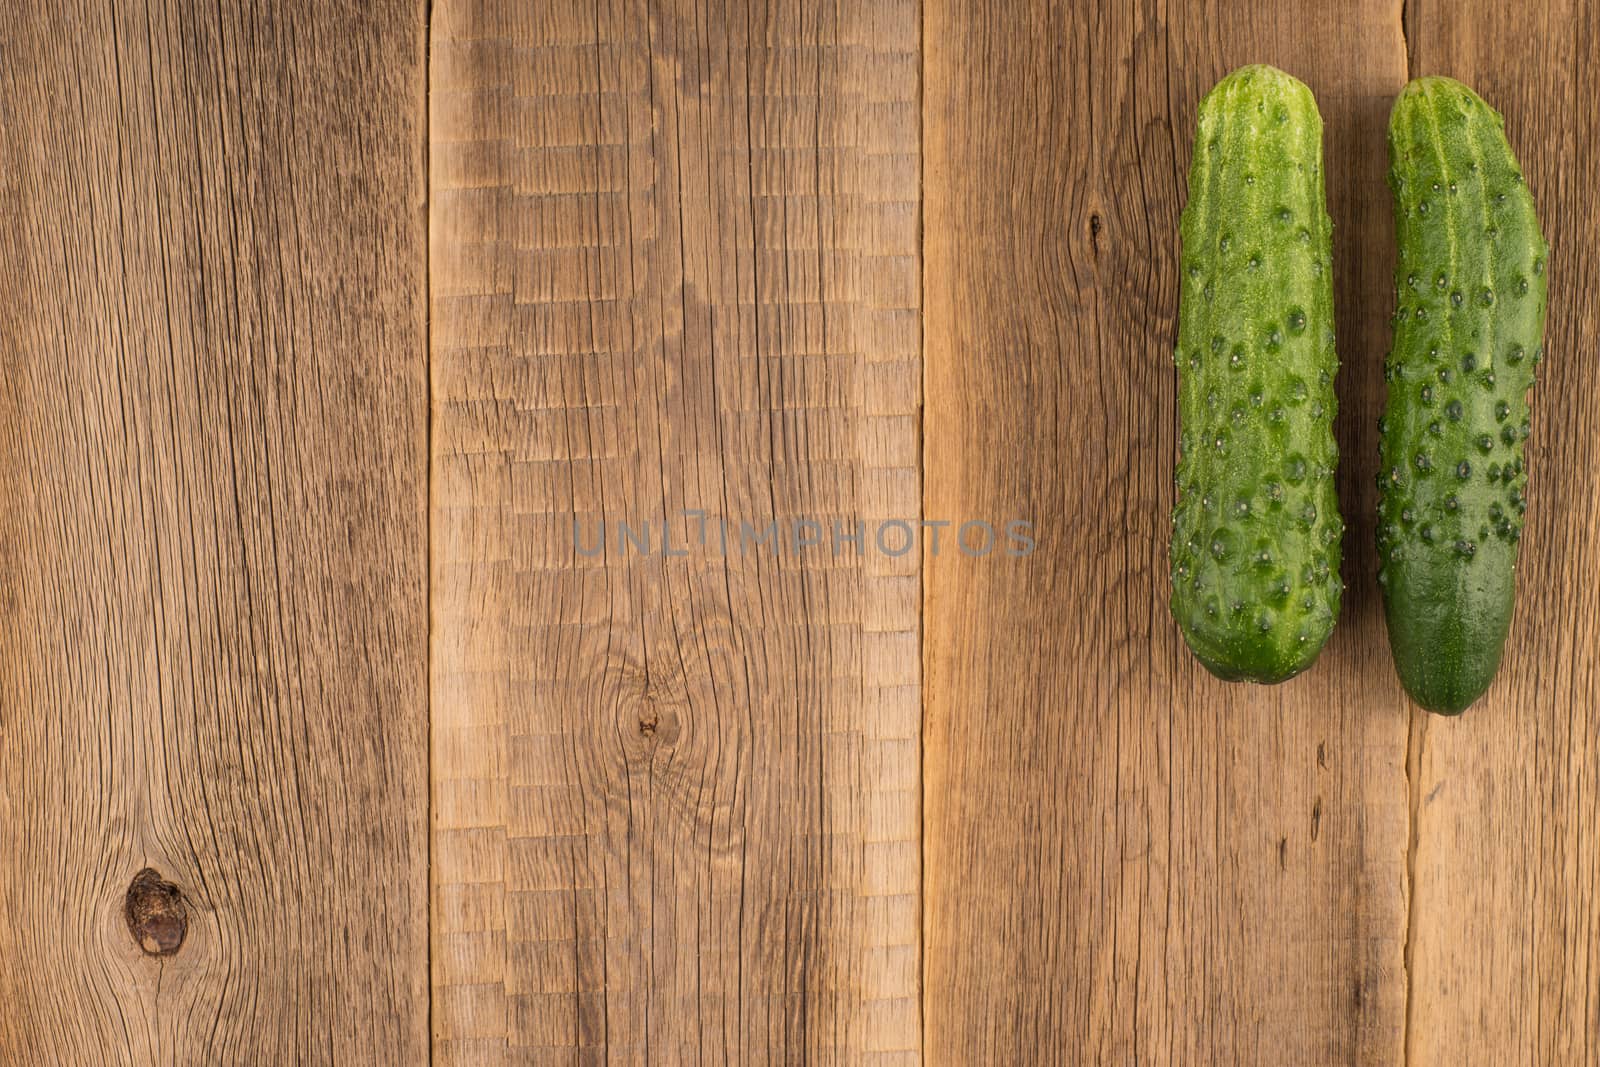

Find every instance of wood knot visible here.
[125,868,187,957]
[631,698,680,746]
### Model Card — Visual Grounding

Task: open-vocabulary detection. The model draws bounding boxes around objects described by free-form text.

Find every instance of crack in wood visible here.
[1404,710,1427,1067]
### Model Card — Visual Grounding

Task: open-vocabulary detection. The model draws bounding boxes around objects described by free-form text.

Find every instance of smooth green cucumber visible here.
[1171,66,1343,683]
[1378,77,1548,714]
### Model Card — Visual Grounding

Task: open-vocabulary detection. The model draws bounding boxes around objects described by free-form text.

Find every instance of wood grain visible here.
[2,1,1594,1060]
[922,1,1413,1062]
[1403,3,1600,1063]
[0,1,429,1064]
[429,1,921,1062]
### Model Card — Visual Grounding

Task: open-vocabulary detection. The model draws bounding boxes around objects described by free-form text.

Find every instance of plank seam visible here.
[916,0,929,1059]
[423,0,435,1062]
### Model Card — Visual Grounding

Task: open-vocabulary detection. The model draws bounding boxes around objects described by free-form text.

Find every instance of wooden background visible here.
[1,0,1595,1063]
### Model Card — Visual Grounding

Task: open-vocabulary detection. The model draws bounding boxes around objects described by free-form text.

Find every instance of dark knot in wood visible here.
[125,868,187,957]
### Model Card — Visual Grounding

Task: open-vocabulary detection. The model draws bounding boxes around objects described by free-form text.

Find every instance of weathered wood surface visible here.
[922,1,1413,1063]
[3,0,1596,1063]
[429,1,921,1062]
[1404,2,1600,1064]
[0,1,429,1064]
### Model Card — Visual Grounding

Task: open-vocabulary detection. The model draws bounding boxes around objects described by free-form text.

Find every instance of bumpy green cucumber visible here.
[1171,66,1344,683]
[1378,78,1548,714]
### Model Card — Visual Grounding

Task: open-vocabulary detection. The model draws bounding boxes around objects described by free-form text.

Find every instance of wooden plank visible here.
[922,1,1412,1061]
[0,1,429,1063]
[429,1,920,1062]
[1402,4,1600,1064]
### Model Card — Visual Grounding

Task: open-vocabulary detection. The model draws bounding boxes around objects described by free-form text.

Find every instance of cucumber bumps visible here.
[1378,78,1548,714]
[1171,66,1344,683]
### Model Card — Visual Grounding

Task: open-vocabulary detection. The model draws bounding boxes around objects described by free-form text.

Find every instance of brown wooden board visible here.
[923,1,1413,1062]
[1404,2,1600,1063]
[0,1,429,1063]
[3,1,1597,1061]
[429,1,921,1062]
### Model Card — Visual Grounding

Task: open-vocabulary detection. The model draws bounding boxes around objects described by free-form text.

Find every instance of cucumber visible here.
[1378,77,1548,714]
[1171,66,1343,683]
